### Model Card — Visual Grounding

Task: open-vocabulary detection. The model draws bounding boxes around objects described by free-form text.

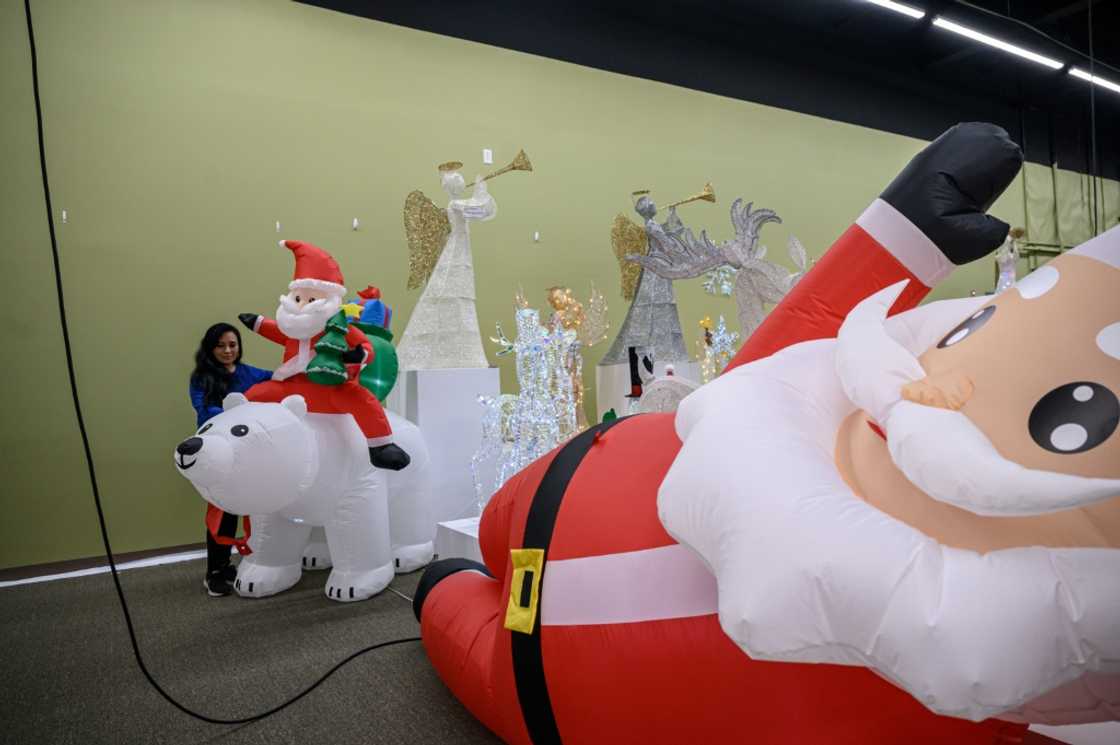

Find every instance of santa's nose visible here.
[176,437,204,456]
[901,369,975,411]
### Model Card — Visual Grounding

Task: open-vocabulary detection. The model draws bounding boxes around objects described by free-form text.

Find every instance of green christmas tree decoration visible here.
[306,310,350,385]
[602,408,618,423]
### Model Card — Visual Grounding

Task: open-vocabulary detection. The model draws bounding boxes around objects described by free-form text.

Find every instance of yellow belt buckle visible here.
[504,548,545,634]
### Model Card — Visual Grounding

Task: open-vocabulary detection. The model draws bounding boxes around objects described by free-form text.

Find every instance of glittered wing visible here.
[733,270,770,339]
[726,199,782,264]
[611,214,647,301]
[628,219,726,280]
[786,235,809,288]
[734,258,793,338]
[404,190,451,290]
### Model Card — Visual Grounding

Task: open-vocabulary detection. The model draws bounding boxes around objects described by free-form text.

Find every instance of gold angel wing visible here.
[403,190,451,290]
[611,214,648,301]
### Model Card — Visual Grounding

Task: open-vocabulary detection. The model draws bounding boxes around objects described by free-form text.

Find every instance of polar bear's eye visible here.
[231,425,249,437]
[198,422,213,435]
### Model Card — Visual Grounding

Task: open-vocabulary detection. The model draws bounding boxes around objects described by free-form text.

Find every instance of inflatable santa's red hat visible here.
[280,239,346,297]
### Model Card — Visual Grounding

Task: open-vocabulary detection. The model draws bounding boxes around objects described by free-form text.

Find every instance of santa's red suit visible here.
[245,240,393,446]
[413,125,1035,744]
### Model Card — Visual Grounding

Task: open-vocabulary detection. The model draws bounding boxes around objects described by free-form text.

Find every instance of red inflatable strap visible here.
[205,503,253,556]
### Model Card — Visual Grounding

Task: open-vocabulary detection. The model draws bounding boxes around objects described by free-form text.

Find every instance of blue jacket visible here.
[189,364,273,427]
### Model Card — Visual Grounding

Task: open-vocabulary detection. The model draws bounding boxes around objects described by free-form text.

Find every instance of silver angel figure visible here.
[600,196,698,367]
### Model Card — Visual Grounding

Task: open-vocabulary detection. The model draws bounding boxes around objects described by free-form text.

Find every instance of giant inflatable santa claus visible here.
[239,240,410,470]
[413,123,1120,744]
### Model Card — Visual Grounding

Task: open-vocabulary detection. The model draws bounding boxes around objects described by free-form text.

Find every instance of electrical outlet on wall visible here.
[482,148,493,165]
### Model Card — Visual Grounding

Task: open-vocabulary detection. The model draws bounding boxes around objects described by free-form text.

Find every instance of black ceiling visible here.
[297,0,1119,179]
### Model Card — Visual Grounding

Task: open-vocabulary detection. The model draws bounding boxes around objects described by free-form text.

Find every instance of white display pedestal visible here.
[386,367,501,524]
[435,517,483,564]
[595,360,701,421]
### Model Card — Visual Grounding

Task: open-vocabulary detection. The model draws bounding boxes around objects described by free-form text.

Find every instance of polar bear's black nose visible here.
[176,437,204,456]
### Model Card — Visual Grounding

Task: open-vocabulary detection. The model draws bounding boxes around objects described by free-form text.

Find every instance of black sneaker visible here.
[203,571,232,597]
[218,564,237,583]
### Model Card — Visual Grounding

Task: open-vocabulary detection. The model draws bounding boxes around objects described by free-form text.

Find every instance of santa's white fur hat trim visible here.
[288,278,346,296]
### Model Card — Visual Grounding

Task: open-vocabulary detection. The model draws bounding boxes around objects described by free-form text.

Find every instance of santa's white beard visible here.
[836,282,1120,517]
[275,294,341,340]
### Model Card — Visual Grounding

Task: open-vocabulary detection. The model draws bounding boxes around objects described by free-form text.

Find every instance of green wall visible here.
[2,0,1113,568]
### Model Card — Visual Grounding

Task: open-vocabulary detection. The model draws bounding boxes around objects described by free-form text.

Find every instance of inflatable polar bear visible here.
[174,392,434,602]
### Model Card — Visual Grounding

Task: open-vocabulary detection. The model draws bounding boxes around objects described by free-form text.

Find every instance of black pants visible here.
[205,510,240,575]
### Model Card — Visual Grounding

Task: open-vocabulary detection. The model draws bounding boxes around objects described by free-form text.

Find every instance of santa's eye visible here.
[295,295,302,303]
[1028,382,1119,454]
[197,422,213,435]
[937,305,996,348]
[231,425,250,437]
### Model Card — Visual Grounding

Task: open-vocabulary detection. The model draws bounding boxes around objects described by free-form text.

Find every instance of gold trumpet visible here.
[481,149,533,182]
[664,182,716,209]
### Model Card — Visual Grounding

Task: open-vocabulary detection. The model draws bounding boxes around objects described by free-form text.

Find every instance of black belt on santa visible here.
[509,415,631,745]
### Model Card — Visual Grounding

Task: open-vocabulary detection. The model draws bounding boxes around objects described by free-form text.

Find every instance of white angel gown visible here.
[396,180,496,370]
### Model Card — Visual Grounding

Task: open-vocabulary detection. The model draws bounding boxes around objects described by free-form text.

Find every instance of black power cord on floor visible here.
[23,0,420,727]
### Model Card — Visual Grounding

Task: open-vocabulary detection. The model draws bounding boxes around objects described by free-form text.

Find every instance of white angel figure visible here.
[396,162,498,370]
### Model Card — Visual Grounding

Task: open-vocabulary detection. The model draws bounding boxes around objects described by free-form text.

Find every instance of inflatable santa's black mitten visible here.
[369,443,410,471]
[724,121,1023,372]
[238,313,260,330]
[880,122,1022,264]
[341,346,365,364]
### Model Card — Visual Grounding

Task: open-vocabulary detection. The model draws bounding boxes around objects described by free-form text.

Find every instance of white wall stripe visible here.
[0,550,207,589]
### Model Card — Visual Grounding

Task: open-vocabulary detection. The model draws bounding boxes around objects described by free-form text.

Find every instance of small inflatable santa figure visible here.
[239,240,409,470]
[412,124,1119,744]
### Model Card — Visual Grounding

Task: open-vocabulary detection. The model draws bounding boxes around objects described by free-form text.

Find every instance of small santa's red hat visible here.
[280,240,346,297]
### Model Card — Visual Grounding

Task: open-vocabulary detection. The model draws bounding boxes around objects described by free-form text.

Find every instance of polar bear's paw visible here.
[325,563,394,602]
[392,541,435,574]
[234,559,301,598]
[301,541,332,571]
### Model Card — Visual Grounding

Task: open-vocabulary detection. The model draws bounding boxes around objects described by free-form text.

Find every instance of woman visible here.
[189,322,271,596]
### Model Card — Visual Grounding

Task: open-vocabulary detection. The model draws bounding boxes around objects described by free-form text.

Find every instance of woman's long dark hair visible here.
[191,323,243,408]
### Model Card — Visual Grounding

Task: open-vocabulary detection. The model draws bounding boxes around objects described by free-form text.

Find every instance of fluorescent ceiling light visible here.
[864,0,925,19]
[1069,67,1120,95]
[932,17,1063,69]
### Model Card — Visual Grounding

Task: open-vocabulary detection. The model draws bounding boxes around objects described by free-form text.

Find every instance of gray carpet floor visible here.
[0,558,502,745]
